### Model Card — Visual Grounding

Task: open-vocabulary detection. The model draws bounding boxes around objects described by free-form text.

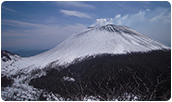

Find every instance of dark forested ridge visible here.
[29,50,171,101]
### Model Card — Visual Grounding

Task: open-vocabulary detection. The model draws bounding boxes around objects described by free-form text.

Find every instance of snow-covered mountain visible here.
[2,24,170,76]
[1,24,171,101]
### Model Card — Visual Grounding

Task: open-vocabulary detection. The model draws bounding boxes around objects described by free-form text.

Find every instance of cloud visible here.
[2,5,19,12]
[102,0,150,4]
[2,19,87,37]
[1,19,47,28]
[2,19,87,49]
[135,0,150,4]
[150,11,171,23]
[102,0,127,2]
[56,1,95,8]
[91,7,171,46]
[91,7,170,27]
[91,18,111,27]
[60,9,92,19]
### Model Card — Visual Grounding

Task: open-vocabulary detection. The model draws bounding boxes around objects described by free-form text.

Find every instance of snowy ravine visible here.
[1,24,170,101]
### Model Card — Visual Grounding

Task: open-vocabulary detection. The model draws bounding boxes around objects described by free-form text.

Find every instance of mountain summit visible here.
[2,24,170,75]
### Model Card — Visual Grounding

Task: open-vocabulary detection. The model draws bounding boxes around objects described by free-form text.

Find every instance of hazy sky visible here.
[1,1,171,51]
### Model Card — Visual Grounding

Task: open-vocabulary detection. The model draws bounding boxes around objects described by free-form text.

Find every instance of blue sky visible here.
[1,1,171,51]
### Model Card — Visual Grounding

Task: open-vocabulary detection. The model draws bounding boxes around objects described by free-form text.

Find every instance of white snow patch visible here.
[63,76,75,82]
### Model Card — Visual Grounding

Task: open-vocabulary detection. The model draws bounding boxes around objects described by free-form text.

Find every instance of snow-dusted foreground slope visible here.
[2,24,170,76]
[1,50,21,76]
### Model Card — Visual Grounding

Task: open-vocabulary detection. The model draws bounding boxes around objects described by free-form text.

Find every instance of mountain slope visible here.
[2,24,170,76]
[30,50,171,101]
